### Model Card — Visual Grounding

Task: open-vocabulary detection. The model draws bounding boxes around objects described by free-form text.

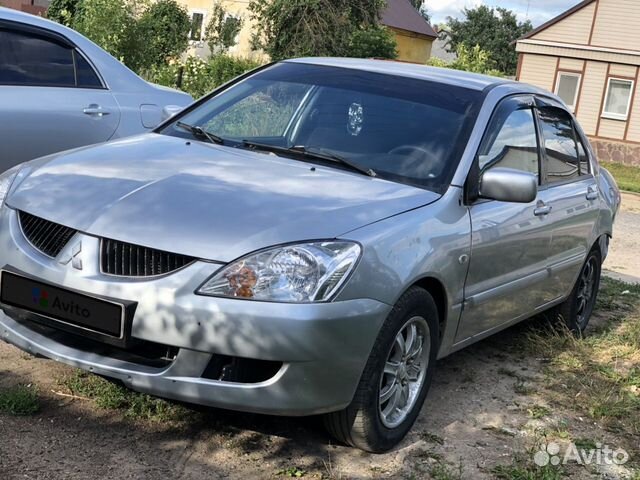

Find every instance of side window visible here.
[479,105,539,178]
[0,29,75,87]
[538,107,581,184]
[74,51,103,88]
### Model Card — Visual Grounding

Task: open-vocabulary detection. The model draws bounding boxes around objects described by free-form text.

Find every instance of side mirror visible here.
[479,167,537,203]
[161,105,183,122]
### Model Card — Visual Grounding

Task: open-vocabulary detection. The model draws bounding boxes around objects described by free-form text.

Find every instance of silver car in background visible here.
[0,8,193,169]
[0,58,620,452]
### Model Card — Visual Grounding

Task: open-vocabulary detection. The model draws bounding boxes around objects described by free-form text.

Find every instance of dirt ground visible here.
[1,195,639,480]
[604,192,640,283]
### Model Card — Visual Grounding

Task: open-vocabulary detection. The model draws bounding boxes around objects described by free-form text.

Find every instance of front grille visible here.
[18,211,77,258]
[101,238,195,277]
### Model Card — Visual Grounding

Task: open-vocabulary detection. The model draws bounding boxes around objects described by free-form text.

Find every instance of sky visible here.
[428,0,582,27]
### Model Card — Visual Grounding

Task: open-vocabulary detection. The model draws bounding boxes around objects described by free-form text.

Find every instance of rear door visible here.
[457,96,552,341]
[0,25,120,169]
[534,101,600,299]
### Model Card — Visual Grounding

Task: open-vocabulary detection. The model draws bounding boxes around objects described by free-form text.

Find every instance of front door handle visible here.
[83,104,110,117]
[534,201,552,216]
[586,185,599,201]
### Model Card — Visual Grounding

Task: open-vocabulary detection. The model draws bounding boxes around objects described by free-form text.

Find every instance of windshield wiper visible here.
[176,121,224,145]
[242,140,377,178]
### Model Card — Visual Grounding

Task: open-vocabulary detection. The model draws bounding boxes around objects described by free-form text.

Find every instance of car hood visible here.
[7,134,439,262]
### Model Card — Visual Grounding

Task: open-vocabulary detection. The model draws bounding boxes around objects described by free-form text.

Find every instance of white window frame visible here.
[189,9,207,42]
[554,71,581,112]
[602,77,635,121]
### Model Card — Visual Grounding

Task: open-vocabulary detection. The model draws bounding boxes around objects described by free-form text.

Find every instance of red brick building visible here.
[0,0,49,16]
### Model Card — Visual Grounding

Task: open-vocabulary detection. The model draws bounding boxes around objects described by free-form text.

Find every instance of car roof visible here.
[286,57,513,91]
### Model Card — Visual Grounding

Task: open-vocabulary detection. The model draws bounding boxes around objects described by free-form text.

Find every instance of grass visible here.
[527,405,551,419]
[59,370,190,422]
[524,278,640,436]
[276,466,306,477]
[0,384,40,415]
[601,161,640,194]
[491,463,564,480]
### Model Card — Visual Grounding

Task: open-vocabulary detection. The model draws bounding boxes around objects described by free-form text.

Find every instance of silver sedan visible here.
[0,7,193,169]
[0,58,620,452]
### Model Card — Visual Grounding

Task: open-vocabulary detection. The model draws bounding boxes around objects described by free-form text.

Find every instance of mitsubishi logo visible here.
[59,242,83,270]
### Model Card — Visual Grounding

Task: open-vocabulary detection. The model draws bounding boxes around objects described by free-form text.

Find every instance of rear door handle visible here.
[586,185,599,201]
[534,201,552,216]
[83,104,111,117]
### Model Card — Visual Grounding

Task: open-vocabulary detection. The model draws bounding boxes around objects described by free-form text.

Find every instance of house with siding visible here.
[516,0,640,165]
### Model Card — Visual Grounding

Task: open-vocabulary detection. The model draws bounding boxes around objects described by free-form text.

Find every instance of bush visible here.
[144,55,263,99]
[204,1,244,54]
[135,0,191,70]
[47,0,81,26]
[427,43,504,77]
[348,26,397,59]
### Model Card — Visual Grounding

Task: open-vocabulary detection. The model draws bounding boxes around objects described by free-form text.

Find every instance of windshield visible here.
[161,62,483,192]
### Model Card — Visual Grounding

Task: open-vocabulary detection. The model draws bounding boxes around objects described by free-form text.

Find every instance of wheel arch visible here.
[411,276,448,342]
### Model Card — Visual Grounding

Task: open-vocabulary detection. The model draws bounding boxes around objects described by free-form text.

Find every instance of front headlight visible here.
[0,165,21,207]
[197,241,361,302]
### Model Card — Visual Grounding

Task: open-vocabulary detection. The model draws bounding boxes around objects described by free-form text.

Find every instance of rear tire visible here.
[557,248,602,335]
[323,287,439,452]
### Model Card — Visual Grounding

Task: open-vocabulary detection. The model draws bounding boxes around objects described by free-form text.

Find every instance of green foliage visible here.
[47,0,81,26]
[348,26,397,59]
[427,43,504,77]
[248,0,389,60]
[204,1,244,54]
[135,0,191,70]
[408,0,431,22]
[0,384,40,416]
[61,370,189,422]
[445,5,532,75]
[72,0,139,64]
[143,54,262,99]
[601,161,640,193]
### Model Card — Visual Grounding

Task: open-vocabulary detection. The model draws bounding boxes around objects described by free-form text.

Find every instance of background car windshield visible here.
[164,62,482,192]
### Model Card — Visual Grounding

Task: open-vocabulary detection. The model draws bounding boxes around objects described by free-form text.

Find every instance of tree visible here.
[349,26,397,59]
[445,5,531,75]
[408,0,431,22]
[47,0,81,27]
[427,43,503,77]
[135,0,191,69]
[248,0,391,60]
[204,1,244,54]
[72,0,139,64]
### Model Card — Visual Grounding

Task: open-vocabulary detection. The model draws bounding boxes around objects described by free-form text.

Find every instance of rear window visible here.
[165,62,483,192]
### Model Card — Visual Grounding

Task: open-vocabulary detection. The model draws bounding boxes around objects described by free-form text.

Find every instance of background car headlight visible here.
[197,241,361,302]
[0,165,21,207]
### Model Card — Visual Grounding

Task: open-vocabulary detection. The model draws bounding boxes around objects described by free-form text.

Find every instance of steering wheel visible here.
[387,145,443,178]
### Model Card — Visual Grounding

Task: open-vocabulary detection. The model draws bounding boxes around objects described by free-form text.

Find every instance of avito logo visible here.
[31,287,91,318]
[32,287,48,308]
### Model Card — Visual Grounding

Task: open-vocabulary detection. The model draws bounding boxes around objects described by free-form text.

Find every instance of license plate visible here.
[0,271,124,338]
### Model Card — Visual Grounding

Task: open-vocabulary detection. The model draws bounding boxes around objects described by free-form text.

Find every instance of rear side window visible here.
[479,101,539,179]
[0,29,74,87]
[74,51,103,88]
[538,107,582,184]
[0,28,103,89]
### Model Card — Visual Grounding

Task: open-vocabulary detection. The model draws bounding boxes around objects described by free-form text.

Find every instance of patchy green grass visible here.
[524,278,640,437]
[601,162,640,194]
[428,460,463,480]
[276,466,306,477]
[59,370,190,422]
[527,405,552,419]
[0,384,40,415]
[491,463,564,480]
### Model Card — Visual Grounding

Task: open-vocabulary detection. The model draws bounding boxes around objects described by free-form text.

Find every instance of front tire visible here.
[323,287,439,452]
[557,248,602,334]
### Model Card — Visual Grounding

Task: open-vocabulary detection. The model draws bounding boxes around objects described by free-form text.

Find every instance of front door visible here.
[0,26,121,168]
[456,96,552,342]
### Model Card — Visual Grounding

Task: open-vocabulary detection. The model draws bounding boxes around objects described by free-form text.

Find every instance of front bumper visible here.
[0,208,390,415]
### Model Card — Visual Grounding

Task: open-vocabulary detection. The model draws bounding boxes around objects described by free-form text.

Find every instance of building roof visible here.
[380,0,437,38]
[519,0,596,40]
